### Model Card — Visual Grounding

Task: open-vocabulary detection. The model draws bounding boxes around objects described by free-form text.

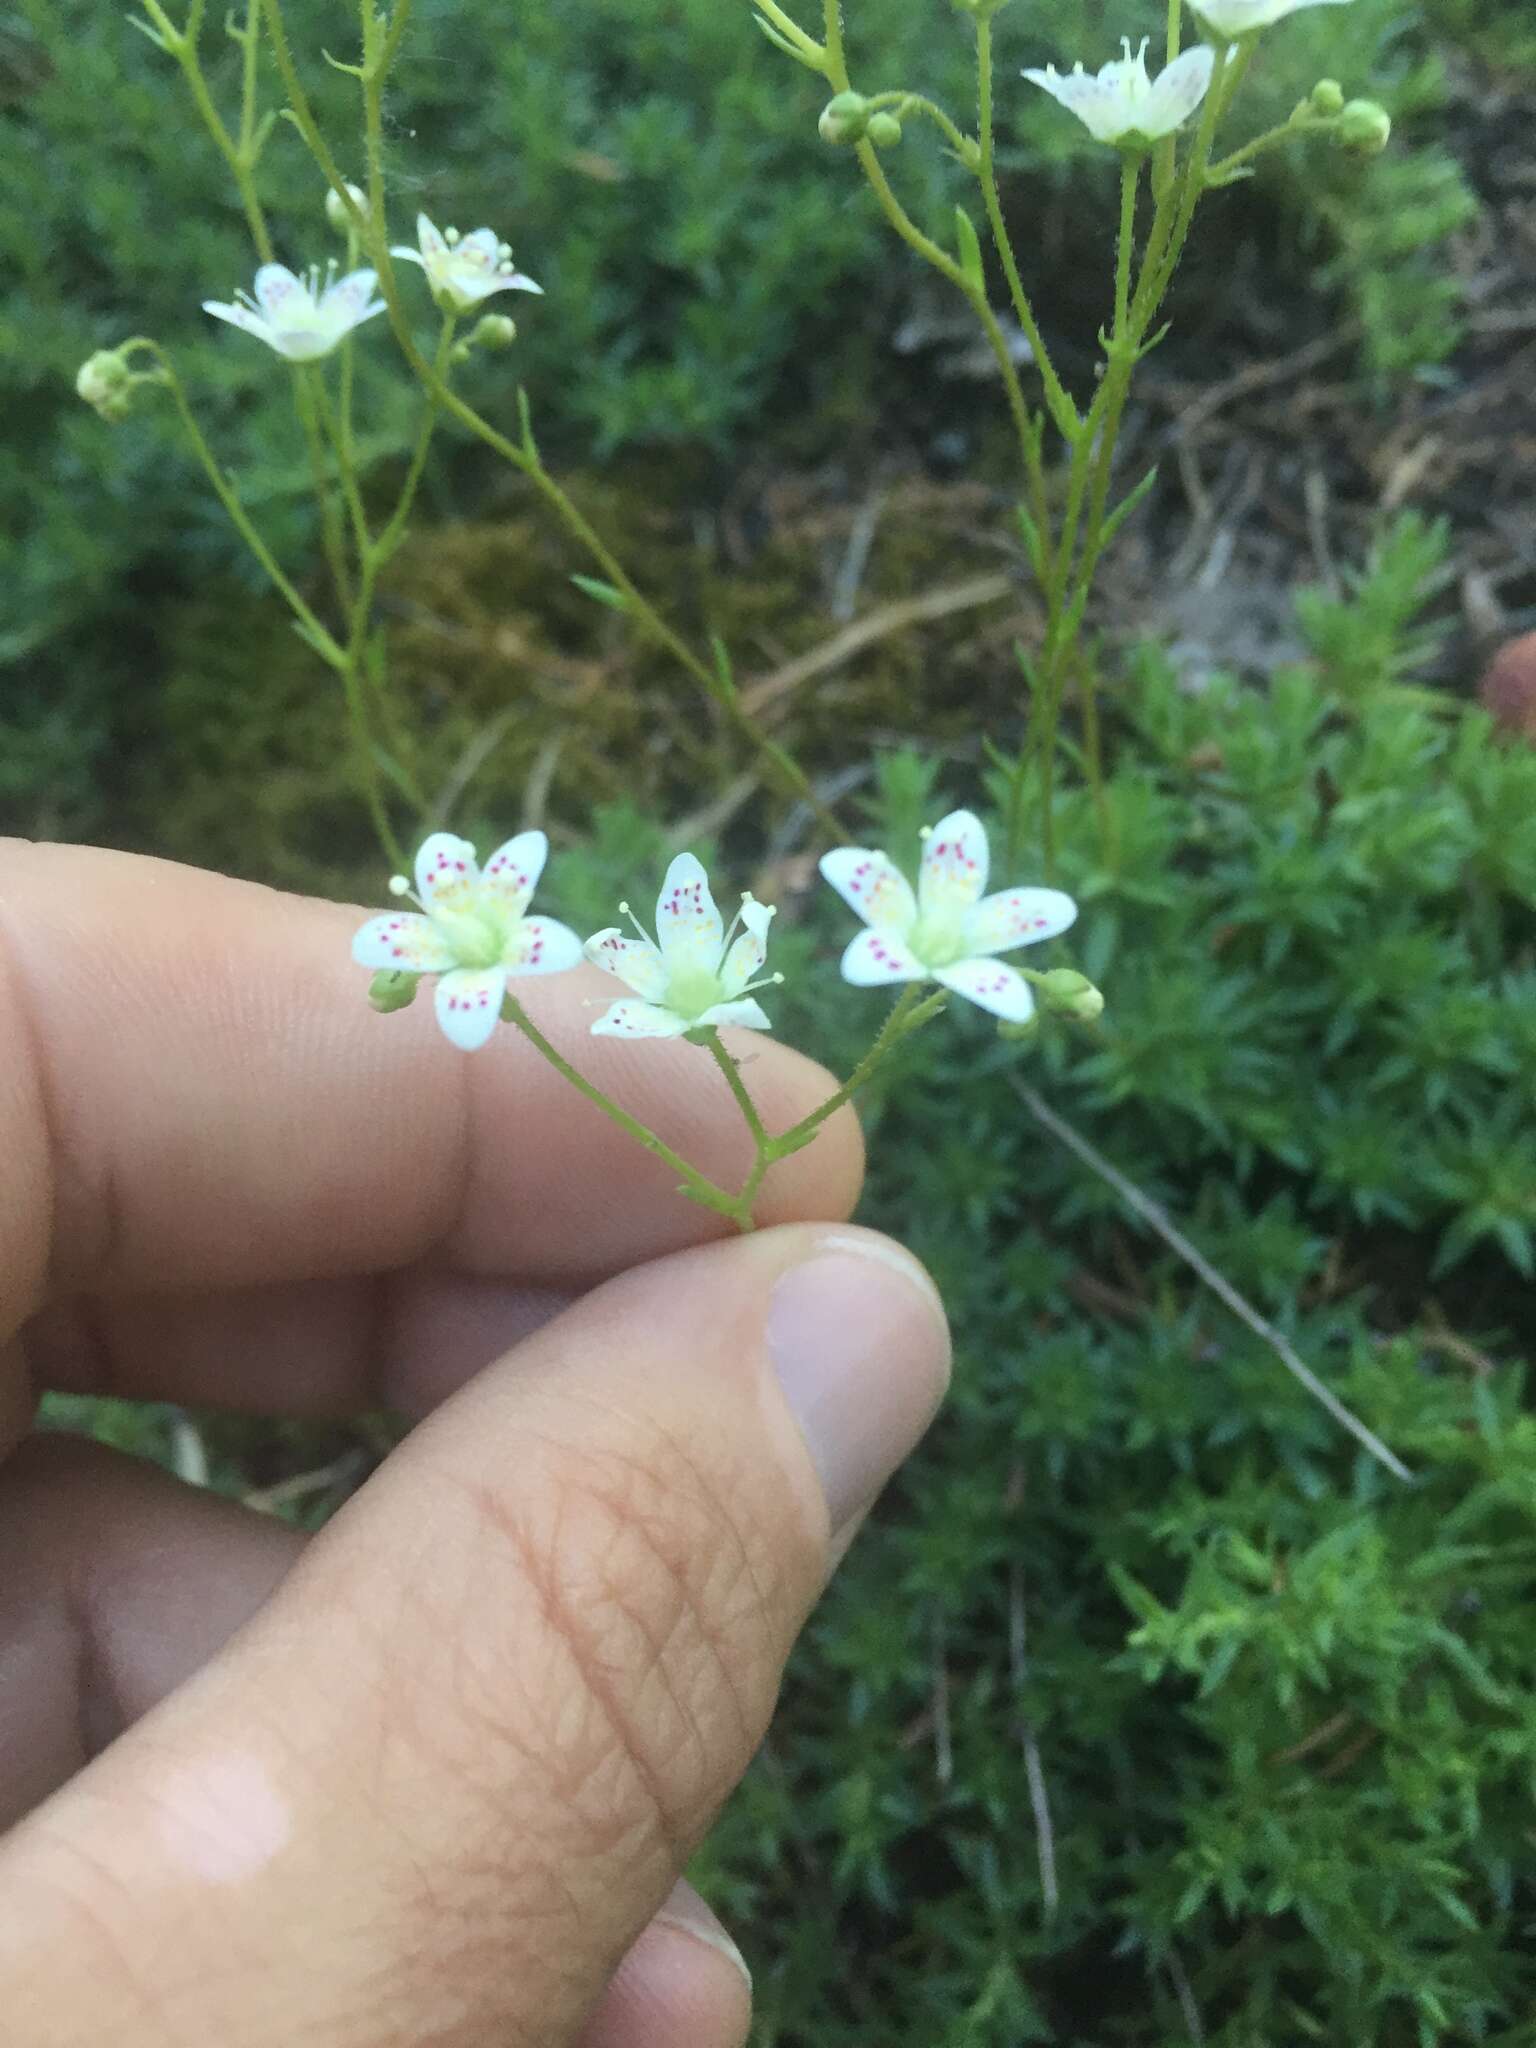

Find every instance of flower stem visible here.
[257,0,835,837]
[501,997,746,1224]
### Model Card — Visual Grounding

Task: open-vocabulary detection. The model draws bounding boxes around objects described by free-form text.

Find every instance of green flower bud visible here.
[866,110,903,148]
[74,348,138,422]
[1309,78,1345,116]
[368,967,420,1014]
[1037,969,1106,1023]
[325,180,370,234]
[471,312,517,350]
[818,90,872,144]
[1336,98,1391,155]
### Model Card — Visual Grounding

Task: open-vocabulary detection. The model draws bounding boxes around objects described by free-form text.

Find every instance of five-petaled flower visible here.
[821,810,1077,1023]
[1023,38,1214,147]
[585,854,779,1039]
[203,262,385,361]
[391,213,543,315]
[1191,0,1352,35]
[352,831,582,1051]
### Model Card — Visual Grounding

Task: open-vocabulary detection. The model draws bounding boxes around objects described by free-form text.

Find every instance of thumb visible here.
[0,1224,949,2046]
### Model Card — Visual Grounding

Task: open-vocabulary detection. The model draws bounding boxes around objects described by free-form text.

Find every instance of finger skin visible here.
[0,841,863,1320]
[0,1224,948,2047]
[0,1436,302,1830]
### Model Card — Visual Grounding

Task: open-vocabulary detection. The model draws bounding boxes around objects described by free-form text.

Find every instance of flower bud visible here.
[325,180,369,234]
[1336,99,1391,155]
[1037,969,1105,1023]
[470,312,517,350]
[368,967,420,1014]
[1309,78,1345,116]
[866,111,903,148]
[74,348,138,422]
[818,90,872,144]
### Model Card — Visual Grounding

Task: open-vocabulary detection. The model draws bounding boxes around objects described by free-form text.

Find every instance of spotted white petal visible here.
[918,809,989,920]
[434,965,507,1050]
[415,831,481,915]
[655,852,724,974]
[818,848,918,932]
[505,916,583,976]
[1142,45,1217,136]
[320,267,383,323]
[1193,0,1351,33]
[482,830,547,918]
[202,299,274,344]
[584,929,671,1001]
[351,911,457,973]
[254,263,303,317]
[962,886,1078,957]
[590,998,691,1039]
[696,997,772,1033]
[933,956,1035,1022]
[720,896,774,997]
[838,927,928,987]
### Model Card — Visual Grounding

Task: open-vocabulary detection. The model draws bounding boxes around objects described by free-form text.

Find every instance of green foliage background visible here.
[13,0,1536,2041]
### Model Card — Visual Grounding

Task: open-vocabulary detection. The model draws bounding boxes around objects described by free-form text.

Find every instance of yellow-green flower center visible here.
[908,913,967,969]
[667,962,726,1021]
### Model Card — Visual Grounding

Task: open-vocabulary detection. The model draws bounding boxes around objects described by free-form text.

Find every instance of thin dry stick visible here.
[1008,1078,1414,1484]
[932,1604,954,1789]
[739,572,1016,718]
[1009,1562,1060,1917]
[1165,1948,1205,2046]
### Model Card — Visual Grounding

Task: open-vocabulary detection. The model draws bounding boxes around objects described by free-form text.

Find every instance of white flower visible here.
[820,809,1077,1024]
[1191,0,1353,35]
[1023,38,1215,147]
[584,855,779,1039]
[391,213,543,315]
[203,262,385,361]
[352,831,582,1051]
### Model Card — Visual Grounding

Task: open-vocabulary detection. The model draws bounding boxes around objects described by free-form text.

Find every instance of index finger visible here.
[0,842,863,1336]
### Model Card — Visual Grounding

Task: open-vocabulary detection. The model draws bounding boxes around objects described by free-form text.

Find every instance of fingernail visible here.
[767,1233,951,1533]
[653,1878,752,1989]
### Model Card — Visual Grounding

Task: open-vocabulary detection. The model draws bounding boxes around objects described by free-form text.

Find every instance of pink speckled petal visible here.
[696,997,772,1033]
[504,916,582,977]
[590,999,689,1039]
[838,928,927,987]
[253,263,303,316]
[818,848,918,933]
[918,810,989,920]
[482,830,547,917]
[932,955,1035,1023]
[351,911,456,973]
[584,930,670,1000]
[434,965,507,1050]
[655,852,724,975]
[962,886,1078,957]
[415,832,481,916]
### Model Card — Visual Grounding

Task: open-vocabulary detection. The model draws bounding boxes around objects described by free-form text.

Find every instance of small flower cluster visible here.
[352,811,1092,1052]
[197,210,540,366]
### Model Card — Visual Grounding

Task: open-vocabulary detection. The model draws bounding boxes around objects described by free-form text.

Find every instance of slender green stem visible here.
[502,998,745,1222]
[138,343,342,664]
[975,20,1078,447]
[703,1027,770,1147]
[885,93,973,160]
[1207,111,1331,184]
[774,983,942,1152]
[258,0,835,833]
[1114,155,1139,339]
[310,363,372,561]
[374,315,456,563]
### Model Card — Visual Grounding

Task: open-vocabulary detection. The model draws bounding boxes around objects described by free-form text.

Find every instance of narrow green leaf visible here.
[954,205,986,299]
[571,574,630,612]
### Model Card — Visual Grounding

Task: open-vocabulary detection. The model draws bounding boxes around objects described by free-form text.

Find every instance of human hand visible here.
[0,843,950,2047]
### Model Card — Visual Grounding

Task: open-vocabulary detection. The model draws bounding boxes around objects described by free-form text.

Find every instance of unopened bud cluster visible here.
[818,90,901,148]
